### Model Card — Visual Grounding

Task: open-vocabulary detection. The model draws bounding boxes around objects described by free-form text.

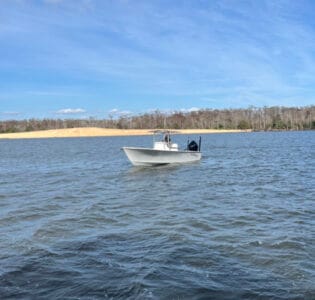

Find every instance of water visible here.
[0,131,314,299]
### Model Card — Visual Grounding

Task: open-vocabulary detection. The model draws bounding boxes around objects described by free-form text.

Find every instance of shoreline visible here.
[0,127,251,139]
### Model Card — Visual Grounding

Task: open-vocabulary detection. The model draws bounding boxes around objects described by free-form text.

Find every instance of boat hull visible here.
[122,147,201,166]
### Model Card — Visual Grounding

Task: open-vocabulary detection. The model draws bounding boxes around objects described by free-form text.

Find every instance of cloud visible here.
[2,111,20,115]
[180,107,200,113]
[144,107,200,114]
[2,0,315,116]
[108,108,132,116]
[26,90,79,96]
[56,108,86,114]
[44,0,64,4]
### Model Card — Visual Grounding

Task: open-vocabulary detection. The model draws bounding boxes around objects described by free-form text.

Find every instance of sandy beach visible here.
[0,127,250,139]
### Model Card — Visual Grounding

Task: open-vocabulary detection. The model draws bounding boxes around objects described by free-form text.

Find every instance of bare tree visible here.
[1,106,314,133]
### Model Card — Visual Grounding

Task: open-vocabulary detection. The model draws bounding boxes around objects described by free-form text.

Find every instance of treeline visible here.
[1,106,314,133]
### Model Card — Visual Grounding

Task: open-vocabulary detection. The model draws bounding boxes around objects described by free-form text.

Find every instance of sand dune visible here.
[0,127,249,139]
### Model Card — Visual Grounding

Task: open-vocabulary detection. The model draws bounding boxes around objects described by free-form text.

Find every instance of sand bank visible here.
[0,127,250,139]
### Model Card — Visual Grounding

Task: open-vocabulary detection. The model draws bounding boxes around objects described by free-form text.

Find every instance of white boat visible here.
[122,130,202,166]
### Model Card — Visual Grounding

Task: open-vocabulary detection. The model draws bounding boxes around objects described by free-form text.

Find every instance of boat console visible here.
[153,141,179,151]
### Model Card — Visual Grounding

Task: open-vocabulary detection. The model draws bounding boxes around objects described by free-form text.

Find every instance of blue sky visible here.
[1,0,315,119]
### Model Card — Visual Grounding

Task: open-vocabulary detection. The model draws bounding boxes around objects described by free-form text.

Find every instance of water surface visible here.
[0,131,314,299]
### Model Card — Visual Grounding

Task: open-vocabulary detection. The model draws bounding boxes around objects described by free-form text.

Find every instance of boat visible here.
[122,130,202,166]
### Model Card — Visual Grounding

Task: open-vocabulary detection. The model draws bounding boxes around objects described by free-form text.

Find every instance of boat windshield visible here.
[151,130,178,143]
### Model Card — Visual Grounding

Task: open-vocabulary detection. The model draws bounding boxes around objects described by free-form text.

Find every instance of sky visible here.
[1,0,315,119]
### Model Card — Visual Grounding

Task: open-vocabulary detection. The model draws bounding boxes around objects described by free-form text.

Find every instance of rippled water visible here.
[0,131,314,299]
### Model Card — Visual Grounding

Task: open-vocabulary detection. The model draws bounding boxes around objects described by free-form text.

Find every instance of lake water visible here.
[0,131,314,299]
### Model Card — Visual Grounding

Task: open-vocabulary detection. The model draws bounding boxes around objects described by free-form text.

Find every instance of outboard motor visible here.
[187,140,199,151]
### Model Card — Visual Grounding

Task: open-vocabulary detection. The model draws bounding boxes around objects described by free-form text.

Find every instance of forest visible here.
[0,106,314,133]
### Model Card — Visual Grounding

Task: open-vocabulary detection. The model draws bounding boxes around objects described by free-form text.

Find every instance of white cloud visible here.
[2,0,315,113]
[180,107,200,113]
[108,108,132,116]
[109,108,119,114]
[2,111,20,115]
[44,0,64,4]
[56,108,86,114]
[26,90,77,96]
